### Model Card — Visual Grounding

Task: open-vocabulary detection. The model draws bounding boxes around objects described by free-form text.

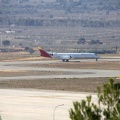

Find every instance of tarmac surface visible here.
[0,89,97,120]
[0,57,120,120]
[0,59,120,80]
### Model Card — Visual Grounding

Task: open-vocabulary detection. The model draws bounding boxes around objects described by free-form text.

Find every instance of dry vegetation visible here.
[0,52,40,61]
[1,26,120,52]
[0,77,119,92]
[0,70,73,77]
[1,0,120,52]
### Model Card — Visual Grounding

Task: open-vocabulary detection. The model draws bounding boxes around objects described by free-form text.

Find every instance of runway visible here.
[0,59,120,80]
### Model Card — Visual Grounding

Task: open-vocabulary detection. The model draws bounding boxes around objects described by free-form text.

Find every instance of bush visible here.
[69,78,120,120]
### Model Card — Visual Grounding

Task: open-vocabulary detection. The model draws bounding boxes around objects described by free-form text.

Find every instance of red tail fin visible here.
[39,49,52,58]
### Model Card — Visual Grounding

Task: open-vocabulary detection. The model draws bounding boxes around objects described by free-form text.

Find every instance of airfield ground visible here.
[0,52,120,92]
[0,52,120,120]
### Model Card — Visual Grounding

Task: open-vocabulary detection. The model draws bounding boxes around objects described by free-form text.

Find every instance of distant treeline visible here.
[1,0,120,14]
[0,17,120,27]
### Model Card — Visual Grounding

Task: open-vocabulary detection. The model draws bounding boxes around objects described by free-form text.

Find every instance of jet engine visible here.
[61,55,70,62]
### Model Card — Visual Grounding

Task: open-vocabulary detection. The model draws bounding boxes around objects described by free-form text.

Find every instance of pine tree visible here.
[0,116,2,120]
[69,78,120,120]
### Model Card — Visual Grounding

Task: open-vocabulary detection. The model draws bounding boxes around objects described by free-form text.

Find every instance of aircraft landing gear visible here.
[62,59,69,62]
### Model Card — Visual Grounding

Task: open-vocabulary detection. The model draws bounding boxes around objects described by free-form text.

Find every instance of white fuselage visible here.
[40,49,100,62]
[51,52,100,61]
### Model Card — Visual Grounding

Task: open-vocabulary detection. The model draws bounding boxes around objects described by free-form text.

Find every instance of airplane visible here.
[39,48,100,62]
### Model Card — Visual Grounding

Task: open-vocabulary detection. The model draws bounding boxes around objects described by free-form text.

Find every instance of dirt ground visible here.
[28,61,120,70]
[0,70,65,77]
[0,78,118,92]
[0,52,120,92]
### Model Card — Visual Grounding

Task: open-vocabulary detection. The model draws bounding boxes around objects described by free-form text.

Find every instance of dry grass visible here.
[0,70,70,77]
[0,77,119,92]
[0,52,41,61]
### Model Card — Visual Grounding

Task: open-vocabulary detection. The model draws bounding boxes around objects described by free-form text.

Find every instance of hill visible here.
[0,0,120,52]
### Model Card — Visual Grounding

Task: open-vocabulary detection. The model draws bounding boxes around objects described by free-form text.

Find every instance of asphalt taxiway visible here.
[0,89,97,120]
[0,60,120,81]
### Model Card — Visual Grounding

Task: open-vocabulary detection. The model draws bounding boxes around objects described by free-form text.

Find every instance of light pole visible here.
[53,104,64,120]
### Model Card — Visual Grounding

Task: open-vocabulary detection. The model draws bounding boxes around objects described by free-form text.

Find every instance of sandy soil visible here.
[0,77,119,92]
[0,70,66,77]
